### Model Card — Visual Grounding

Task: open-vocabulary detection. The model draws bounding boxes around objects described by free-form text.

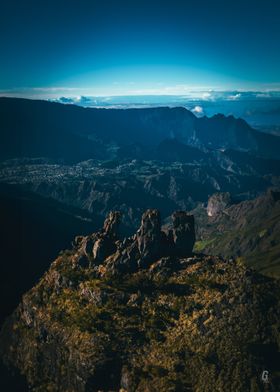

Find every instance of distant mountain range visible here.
[51,92,280,132]
[1,97,280,162]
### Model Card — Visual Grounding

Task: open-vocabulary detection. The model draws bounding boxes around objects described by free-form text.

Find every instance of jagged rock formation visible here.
[75,211,122,267]
[136,209,162,265]
[1,210,280,391]
[73,209,195,275]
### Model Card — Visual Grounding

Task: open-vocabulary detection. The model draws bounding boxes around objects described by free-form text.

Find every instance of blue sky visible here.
[1,0,280,97]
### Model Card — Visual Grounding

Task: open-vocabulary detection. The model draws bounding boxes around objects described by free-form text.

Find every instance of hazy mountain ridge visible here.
[1,97,280,161]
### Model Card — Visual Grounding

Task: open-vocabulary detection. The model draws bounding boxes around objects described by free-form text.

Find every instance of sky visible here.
[1,0,280,97]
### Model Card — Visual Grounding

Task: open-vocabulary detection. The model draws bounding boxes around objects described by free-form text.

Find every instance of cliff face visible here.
[194,189,280,278]
[1,210,280,391]
[206,192,232,217]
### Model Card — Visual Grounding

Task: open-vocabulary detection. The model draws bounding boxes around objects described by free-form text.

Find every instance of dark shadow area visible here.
[0,362,29,392]
[0,183,101,325]
[248,342,280,371]
[0,183,104,390]
[85,358,121,392]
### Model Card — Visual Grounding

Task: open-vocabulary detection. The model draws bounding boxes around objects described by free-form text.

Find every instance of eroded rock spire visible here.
[75,209,196,275]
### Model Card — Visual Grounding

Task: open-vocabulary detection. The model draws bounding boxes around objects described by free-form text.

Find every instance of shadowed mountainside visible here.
[1,97,280,162]
[0,183,102,326]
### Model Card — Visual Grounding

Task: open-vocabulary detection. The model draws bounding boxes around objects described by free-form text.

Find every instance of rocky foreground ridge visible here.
[1,210,280,391]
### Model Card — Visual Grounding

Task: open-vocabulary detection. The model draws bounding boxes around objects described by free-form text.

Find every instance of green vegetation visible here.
[194,238,216,252]
[1,250,280,391]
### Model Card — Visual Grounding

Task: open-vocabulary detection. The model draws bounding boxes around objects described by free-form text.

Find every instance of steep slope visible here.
[1,210,280,391]
[194,190,280,277]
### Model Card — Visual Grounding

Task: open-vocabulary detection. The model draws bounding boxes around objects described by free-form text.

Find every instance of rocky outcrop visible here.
[137,209,162,264]
[207,192,232,217]
[74,211,121,267]
[72,209,195,275]
[103,211,122,238]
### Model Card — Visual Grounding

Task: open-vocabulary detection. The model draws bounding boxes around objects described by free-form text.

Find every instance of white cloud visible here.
[1,86,280,101]
[227,93,241,100]
[192,105,204,114]
[202,92,212,100]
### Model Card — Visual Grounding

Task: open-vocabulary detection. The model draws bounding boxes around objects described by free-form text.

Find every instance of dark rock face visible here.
[136,209,162,267]
[268,189,280,203]
[172,211,195,256]
[75,209,195,275]
[75,211,122,267]
[102,211,122,238]
[91,211,122,264]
